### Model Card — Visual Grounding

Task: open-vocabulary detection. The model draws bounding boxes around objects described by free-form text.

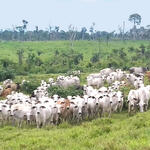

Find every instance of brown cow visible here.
[1,88,12,97]
[146,71,150,82]
[57,99,73,122]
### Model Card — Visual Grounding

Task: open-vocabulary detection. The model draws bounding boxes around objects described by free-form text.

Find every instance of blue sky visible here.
[0,0,149,32]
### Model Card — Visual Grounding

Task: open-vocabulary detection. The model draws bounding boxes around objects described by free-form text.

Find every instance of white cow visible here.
[100,68,113,76]
[0,86,3,96]
[32,104,53,128]
[11,104,32,127]
[128,90,139,114]
[138,87,149,112]
[98,95,111,118]
[87,77,104,88]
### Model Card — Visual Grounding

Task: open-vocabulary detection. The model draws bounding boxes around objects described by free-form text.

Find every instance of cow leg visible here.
[108,109,111,118]
[99,109,103,118]
[128,105,131,116]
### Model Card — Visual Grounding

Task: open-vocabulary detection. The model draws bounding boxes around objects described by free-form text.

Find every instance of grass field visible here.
[1,40,150,150]
[0,40,149,62]
[1,111,150,150]
[0,40,150,76]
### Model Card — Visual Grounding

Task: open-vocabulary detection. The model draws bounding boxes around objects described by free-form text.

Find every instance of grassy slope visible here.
[0,40,149,63]
[1,111,150,150]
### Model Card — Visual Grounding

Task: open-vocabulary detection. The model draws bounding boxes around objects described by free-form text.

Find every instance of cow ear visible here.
[40,106,46,109]
[14,109,18,112]
[2,105,6,108]
[99,96,103,99]
[32,106,36,109]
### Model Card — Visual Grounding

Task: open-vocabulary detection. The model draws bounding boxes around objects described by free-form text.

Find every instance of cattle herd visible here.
[0,67,150,128]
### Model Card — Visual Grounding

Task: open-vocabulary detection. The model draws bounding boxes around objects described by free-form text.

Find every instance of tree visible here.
[89,22,95,40]
[16,20,28,40]
[129,13,142,40]
[17,49,24,65]
[68,25,77,50]
[81,27,87,40]
[22,20,28,30]
[129,13,142,28]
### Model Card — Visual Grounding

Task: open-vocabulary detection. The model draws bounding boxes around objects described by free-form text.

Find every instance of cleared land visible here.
[1,40,150,150]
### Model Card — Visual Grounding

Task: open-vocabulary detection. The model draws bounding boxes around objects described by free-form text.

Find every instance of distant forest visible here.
[0,14,150,41]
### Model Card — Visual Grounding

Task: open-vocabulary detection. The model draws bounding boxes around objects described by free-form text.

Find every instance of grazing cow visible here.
[0,104,11,124]
[32,104,53,128]
[129,67,148,74]
[106,76,114,85]
[146,72,150,81]
[87,96,98,119]
[98,87,108,96]
[100,68,113,76]
[98,95,111,118]
[56,99,72,122]
[1,88,12,97]
[138,87,149,112]
[128,90,139,115]
[0,86,3,96]
[133,77,144,89]
[116,91,124,112]
[11,104,32,127]
[126,74,136,85]
[112,81,121,90]
[57,76,80,88]
[3,79,13,88]
[109,92,118,112]
[87,77,104,88]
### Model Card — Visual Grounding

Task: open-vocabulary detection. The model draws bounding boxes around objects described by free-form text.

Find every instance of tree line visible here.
[0,14,150,41]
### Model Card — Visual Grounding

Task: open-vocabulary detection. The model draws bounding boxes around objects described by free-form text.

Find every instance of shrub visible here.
[48,86,83,98]
[90,52,100,63]
[21,80,40,94]
[0,69,15,82]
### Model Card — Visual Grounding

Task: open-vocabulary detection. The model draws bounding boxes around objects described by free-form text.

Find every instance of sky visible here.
[0,0,149,32]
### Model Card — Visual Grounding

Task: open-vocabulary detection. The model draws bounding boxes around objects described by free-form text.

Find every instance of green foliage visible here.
[21,80,40,94]
[129,13,142,26]
[0,40,149,75]
[90,52,100,63]
[48,86,83,98]
[0,69,15,82]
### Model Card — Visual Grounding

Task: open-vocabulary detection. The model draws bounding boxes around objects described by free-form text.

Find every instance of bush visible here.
[0,69,15,82]
[21,80,40,94]
[48,86,83,98]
